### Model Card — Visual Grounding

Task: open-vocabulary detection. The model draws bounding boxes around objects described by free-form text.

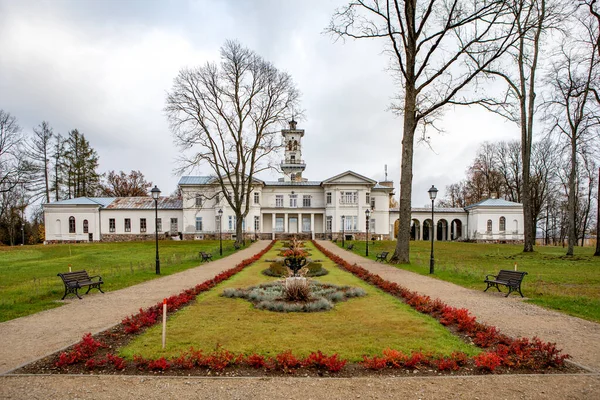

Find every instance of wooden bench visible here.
[375,251,389,262]
[57,270,104,300]
[199,251,213,262]
[484,270,528,297]
[346,244,354,250]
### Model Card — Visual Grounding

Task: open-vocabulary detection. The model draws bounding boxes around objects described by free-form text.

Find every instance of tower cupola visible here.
[280,119,306,182]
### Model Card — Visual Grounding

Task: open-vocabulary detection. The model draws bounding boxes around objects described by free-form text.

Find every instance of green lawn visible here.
[342,240,600,322]
[0,240,237,322]
[120,242,480,361]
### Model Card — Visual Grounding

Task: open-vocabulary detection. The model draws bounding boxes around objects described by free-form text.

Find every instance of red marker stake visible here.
[162,299,167,349]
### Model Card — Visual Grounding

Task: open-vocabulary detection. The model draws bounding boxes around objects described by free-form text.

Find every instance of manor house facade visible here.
[43,121,525,243]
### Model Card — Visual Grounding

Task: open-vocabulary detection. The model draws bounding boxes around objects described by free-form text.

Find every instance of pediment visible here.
[322,170,376,186]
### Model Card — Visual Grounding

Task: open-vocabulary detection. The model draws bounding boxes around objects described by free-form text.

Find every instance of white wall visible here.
[44,206,100,242]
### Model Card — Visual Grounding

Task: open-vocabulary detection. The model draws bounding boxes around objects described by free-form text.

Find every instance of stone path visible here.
[0,240,270,375]
[317,241,600,372]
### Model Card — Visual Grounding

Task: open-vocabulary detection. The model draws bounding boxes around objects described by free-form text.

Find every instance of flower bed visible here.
[312,240,570,372]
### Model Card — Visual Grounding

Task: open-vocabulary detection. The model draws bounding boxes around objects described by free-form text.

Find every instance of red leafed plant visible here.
[434,357,460,371]
[361,355,388,370]
[245,354,268,369]
[474,352,503,372]
[147,357,171,371]
[55,333,106,367]
[274,350,301,372]
[302,351,347,373]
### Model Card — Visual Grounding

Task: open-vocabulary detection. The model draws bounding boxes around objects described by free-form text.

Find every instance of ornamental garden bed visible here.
[15,240,581,377]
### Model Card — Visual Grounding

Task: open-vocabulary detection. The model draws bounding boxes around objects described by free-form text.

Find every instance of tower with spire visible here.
[280,118,306,182]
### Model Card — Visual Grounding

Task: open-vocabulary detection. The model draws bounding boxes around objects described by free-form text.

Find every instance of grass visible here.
[342,240,600,322]
[0,240,238,322]
[120,242,480,362]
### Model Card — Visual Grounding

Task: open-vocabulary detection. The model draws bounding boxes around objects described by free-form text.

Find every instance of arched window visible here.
[83,219,89,233]
[486,219,492,233]
[513,219,519,233]
[499,216,506,232]
[69,216,76,233]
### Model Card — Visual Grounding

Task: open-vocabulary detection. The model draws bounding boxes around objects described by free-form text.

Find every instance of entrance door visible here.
[288,217,298,233]
[170,218,178,234]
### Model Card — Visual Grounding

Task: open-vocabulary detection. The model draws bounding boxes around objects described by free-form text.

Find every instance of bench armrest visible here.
[485,274,498,280]
[88,275,103,282]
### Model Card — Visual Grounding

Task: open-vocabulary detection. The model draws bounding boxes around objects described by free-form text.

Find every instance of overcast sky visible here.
[0,0,522,206]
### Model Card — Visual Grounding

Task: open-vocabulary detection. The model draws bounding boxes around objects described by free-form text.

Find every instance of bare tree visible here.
[0,110,26,196]
[165,40,300,245]
[25,121,54,203]
[545,8,600,255]
[595,166,599,256]
[329,0,516,263]
[476,0,567,252]
[101,170,153,197]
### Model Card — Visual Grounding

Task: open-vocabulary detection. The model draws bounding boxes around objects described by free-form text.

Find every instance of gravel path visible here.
[0,240,270,375]
[317,241,600,373]
[1,374,599,399]
[2,239,599,399]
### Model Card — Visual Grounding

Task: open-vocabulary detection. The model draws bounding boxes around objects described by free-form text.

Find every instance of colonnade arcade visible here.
[394,216,464,241]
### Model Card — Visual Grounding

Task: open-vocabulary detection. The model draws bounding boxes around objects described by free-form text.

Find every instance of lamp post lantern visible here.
[341,215,345,248]
[428,185,438,274]
[218,209,223,256]
[151,185,161,275]
[365,208,371,256]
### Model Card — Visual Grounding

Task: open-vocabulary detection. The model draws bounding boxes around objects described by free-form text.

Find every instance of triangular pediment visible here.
[322,170,376,186]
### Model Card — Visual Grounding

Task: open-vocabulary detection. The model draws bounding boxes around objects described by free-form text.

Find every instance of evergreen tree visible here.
[63,129,100,198]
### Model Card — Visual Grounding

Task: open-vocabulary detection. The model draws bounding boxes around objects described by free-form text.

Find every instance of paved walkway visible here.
[317,241,600,373]
[0,240,271,375]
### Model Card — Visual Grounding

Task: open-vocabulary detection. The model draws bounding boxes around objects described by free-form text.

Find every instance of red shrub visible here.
[148,357,171,371]
[404,351,425,368]
[274,350,301,372]
[435,357,460,371]
[302,351,347,373]
[245,354,267,369]
[473,326,501,348]
[55,333,106,367]
[382,348,408,368]
[361,355,387,370]
[450,352,469,366]
[106,353,127,370]
[133,355,150,370]
[474,352,503,372]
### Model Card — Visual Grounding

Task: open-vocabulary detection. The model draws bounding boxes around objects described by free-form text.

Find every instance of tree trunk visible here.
[566,135,577,256]
[391,90,417,264]
[595,167,599,256]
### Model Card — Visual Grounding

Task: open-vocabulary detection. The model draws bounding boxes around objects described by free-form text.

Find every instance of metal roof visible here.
[410,207,466,213]
[464,198,522,210]
[372,183,394,190]
[45,197,116,207]
[178,176,215,185]
[264,181,322,186]
[106,197,182,210]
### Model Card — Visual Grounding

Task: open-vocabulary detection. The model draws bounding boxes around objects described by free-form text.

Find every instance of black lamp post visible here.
[428,185,438,274]
[151,185,161,275]
[218,209,223,256]
[341,215,345,248]
[365,208,371,256]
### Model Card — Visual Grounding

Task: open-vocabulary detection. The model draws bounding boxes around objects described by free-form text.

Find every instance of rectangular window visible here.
[109,218,115,233]
[326,192,332,204]
[275,217,284,232]
[303,195,311,207]
[156,218,162,232]
[124,218,131,232]
[342,192,357,204]
[302,216,311,232]
[370,218,376,232]
[254,216,260,231]
[195,194,202,207]
[170,218,178,233]
[326,216,332,232]
[342,216,357,231]
[370,197,376,209]
[366,192,370,204]
[195,217,203,231]
[69,217,76,233]
[83,220,89,234]
[254,192,260,204]
[215,194,220,205]
[289,195,297,208]
[228,215,237,230]
[275,195,284,207]
[140,218,147,233]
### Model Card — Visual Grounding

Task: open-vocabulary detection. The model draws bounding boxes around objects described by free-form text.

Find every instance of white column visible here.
[284,212,288,233]
[272,213,276,240]
[310,213,315,240]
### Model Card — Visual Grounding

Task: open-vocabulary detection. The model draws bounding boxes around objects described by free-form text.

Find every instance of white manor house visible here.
[43,121,524,244]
